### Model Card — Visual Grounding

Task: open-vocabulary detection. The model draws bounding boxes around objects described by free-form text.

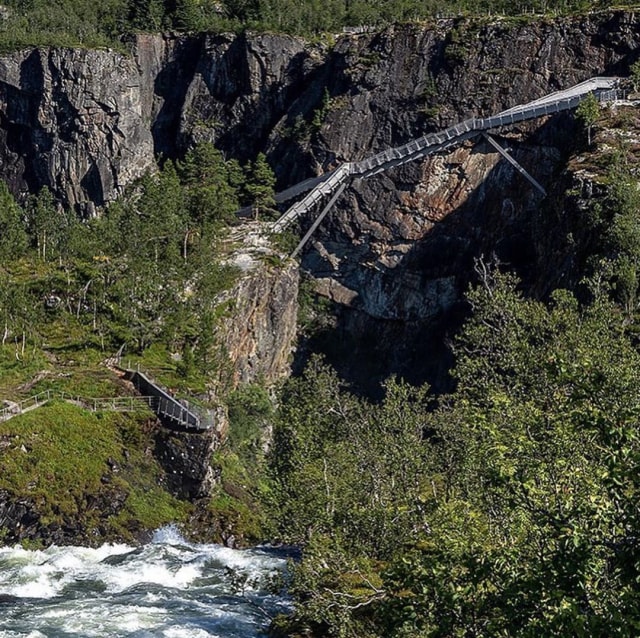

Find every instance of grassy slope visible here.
[0,400,192,543]
[0,334,196,545]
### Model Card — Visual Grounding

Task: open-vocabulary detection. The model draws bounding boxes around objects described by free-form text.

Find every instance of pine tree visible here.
[0,181,27,261]
[246,153,276,219]
[179,142,240,231]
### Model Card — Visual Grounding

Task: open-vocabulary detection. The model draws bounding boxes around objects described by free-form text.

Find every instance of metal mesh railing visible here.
[2,360,217,432]
[272,164,353,232]
[0,391,157,423]
[270,77,623,232]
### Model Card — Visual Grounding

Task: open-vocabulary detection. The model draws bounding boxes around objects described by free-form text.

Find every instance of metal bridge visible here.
[266,77,622,255]
[0,369,214,432]
[123,368,213,432]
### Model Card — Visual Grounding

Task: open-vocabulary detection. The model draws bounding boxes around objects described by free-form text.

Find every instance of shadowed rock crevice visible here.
[152,35,203,159]
[0,14,637,395]
[294,109,585,395]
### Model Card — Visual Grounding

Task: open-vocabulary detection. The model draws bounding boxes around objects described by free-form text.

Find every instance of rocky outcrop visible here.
[0,482,129,547]
[1,13,639,387]
[256,14,640,388]
[0,47,154,214]
[1,13,638,211]
[216,258,299,388]
[179,32,325,165]
[0,489,42,544]
[153,427,220,500]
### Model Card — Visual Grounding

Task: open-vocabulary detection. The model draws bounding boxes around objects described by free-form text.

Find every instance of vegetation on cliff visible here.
[269,270,640,637]
[0,141,278,545]
[264,110,640,635]
[0,0,625,51]
[0,142,274,373]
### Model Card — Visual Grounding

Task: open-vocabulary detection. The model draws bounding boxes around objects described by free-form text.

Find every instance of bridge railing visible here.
[124,369,213,431]
[354,86,624,178]
[253,80,623,220]
[273,163,353,232]
[85,395,157,412]
[0,391,157,424]
[271,77,624,232]
[0,390,55,421]
[1,357,217,432]
[17,390,55,411]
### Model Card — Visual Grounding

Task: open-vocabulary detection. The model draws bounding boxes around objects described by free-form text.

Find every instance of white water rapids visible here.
[0,526,291,637]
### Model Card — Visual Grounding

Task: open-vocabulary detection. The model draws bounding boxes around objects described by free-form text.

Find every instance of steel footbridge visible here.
[258,77,622,256]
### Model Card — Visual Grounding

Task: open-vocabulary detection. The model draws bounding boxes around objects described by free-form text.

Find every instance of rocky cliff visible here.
[0,47,153,214]
[217,259,299,387]
[3,14,636,211]
[1,12,639,387]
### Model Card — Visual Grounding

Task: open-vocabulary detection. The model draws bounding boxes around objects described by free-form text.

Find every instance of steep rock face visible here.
[0,47,154,213]
[1,14,639,387]
[254,14,640,388]
[281,14,639,310]
[133,33,204,158]
[179,32,326,166]
[1,13,638,212]
[159,14,640,375]
[216,259,299,388]
[153,428,220,500]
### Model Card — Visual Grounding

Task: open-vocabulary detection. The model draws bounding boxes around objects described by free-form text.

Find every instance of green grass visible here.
[30,367,126,398]
[208,488,265,544]
[0,340,133,403]
[0,346,51,395]
[0,401,191,540]
[208,444,272,544]
[0,402,124,508]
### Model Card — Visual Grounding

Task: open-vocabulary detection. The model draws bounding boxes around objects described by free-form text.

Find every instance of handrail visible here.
[121,368,213,431]
[0,391,157,423]
[269,76,622,233]
[2,365,215,432]
[108,356,216,432]
[272,163,353,232]
[0,388,211,431]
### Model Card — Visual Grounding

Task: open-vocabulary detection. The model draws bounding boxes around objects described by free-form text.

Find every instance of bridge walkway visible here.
[270,77,622,234]
[0,367,213,432]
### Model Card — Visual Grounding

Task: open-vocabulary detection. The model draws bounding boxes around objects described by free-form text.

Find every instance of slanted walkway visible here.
[266,77,623,237]
[1,367,214,432]
[122,368,213,431]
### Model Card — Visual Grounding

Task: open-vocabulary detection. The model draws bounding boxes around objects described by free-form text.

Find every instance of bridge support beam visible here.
[482,133,547,197]
[290,180,349,259]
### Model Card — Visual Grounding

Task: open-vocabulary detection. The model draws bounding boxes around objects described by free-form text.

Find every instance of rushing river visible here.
[0,526,291,637]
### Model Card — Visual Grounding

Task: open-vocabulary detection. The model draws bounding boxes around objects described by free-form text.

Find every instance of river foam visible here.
[0,526,290,637]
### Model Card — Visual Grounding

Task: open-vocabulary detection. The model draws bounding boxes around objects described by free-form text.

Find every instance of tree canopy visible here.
[0,141,275,360]
[269,268,640,637]
[0,0,618,50]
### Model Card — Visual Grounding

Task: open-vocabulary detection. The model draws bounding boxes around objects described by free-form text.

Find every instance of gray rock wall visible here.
[216,260,300,387]
[1,13,637,214]
[1,14,639,388]
[0,46,154,213]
